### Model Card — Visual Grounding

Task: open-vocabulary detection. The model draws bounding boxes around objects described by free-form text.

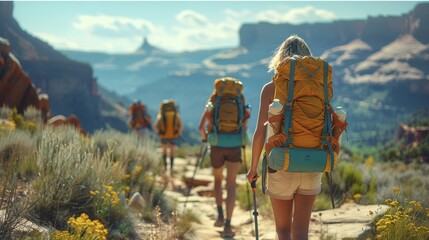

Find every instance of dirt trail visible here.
[136,156,387,240]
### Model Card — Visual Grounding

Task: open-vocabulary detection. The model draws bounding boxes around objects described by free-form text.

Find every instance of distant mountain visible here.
[61,2,429,147]
[62,39,228,95]
[0,1,128,132]
[4,1,427,146]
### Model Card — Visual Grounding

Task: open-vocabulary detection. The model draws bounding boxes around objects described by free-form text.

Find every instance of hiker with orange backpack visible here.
[129,99,152,137]
[154,99,183,175]
[246,35,347,240]
[199,77,250,238]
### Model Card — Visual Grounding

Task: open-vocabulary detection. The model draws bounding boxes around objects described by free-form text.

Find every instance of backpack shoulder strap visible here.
[284,57,296,147]
[322,61,333,138]
[321,60,335,173]
[237,94,244,131]
[213,94,220,133]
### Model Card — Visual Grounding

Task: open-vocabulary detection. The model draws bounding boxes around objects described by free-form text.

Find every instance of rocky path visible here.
[136,156,388,240]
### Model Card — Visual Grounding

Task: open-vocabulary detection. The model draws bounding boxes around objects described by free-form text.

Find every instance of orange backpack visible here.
[129,103,151,130]
[156,99,181,139]
[262,56,348,208]
[265,56,342,171]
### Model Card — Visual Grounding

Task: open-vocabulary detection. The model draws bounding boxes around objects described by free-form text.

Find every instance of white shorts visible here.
[267,171,322,200]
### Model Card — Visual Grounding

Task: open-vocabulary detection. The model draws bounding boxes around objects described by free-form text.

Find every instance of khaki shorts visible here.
[160,138,179,145]
[210,146,242,169]
[267,171,322,200]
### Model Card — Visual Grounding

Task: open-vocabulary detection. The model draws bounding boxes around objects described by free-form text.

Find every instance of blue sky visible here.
[13,1,420,53]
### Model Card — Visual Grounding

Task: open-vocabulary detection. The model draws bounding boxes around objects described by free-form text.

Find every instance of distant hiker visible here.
[38,92,51,124]
[48,114,87,136]
[199,77,250,238]
[129,99,152,137]
[246,35,345,240]
[154,99,183,175]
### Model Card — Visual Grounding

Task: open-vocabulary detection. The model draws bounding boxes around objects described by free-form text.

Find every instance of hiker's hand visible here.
[201,133,207,142]
[246,169,258,184]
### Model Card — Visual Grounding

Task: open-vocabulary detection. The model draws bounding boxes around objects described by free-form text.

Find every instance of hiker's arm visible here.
[198,111,208,141]
[153,114,160,133]
[247,82,273,182]
[177,114,184,135]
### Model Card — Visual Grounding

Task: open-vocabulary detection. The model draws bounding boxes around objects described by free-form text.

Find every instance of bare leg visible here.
[161,143,168,171]
[270,197,294,240]
[213,166,224,207]
[169,143,175,158]
[225,161,241,220]
[169,144,175,174]
[291,194,317,240]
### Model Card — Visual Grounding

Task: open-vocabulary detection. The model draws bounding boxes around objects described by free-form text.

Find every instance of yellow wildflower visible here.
[409,201,423,211]
[365,156,374,167]
[392,187,400,195]
[133,165,143,175]
[389,200,399,207]
[354,193,362,200]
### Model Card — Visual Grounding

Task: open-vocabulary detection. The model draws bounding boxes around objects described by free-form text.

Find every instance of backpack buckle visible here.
[285,101,293,110]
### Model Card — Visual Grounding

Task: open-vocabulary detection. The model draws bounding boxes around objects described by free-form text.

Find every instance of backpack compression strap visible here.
[283,58,296,147]
[213,95,220,134]
[321,61,336,209]
[161,110,177,135]
[321,61,335,169]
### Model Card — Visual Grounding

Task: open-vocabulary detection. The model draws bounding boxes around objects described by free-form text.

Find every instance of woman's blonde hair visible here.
[268,35,312,72]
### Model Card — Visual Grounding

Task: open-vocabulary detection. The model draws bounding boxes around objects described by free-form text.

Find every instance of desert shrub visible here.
[31,126,105,228]
[8,108,37,134]
[366,187,429,240]
[25,125,174,238]
[0,130,40,239]
[372,161,429,205]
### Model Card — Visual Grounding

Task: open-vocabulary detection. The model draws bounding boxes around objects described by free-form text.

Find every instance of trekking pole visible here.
[242,146,255,230]
[183,141,208,210]
[251,180,259,240]
[199,145,209,169]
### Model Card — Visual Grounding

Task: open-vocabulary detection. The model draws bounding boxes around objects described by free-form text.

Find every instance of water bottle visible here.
[244,104,252,119]
[266,99,283,143]
[205,101,214,112]
[333,106,346,145]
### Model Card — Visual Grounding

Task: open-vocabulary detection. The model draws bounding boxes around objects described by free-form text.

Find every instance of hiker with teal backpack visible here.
[246,35,348,240]
[199,77,250,238]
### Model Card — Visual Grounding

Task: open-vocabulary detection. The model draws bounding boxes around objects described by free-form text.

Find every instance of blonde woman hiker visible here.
[247,35,338,240]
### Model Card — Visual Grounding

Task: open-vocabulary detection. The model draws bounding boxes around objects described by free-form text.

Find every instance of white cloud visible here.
[224,8,253,20]
[256,6,336,24]
[73,14,159,37]
[36,6,337,53]
[74,15,153,32]
[156,9,241,51]
[176,10,209,27]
